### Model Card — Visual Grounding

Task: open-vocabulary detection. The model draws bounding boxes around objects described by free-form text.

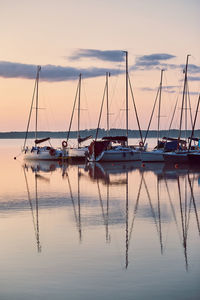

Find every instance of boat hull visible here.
[141,150,164,162]
[163,152,189,163]
[90,149,141,162]
[188,152,200,164]
[23,148,63,161]
[67,147,87,160]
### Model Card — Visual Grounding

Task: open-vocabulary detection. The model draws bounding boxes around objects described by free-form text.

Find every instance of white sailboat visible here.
[87,51,143,162]
[22,66,63,161]
[62,74,92,160]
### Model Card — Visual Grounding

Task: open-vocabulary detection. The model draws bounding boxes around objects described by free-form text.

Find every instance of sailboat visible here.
[163,55,198,163]
[22,66,63,161]
[87,51,143,162]
[62,74,92,161]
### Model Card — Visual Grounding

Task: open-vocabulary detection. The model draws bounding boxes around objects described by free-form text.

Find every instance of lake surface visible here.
[0,139,200,300]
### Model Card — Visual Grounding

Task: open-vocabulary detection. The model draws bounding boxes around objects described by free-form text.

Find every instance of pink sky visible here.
[0,0,200,132]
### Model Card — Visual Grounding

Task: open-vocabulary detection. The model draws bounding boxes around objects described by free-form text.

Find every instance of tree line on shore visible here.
[0,128,199,139]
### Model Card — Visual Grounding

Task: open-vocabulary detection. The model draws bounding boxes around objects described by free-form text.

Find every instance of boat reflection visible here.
[23,160,68,174]
[23,160,200,271]
[23,160,68,252]
[85,161,200,270]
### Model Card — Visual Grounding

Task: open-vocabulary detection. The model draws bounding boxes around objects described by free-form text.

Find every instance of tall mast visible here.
[77,73,81,148]
[106,72,110,136]
[35,66,41,145]
[178,55,190,141]
[188,94,200,150]
[125,51,129,145]
[157,69,164,146]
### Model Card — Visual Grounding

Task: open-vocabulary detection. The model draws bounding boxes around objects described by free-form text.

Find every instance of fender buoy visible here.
[62,140,68,148]
[49,148,56,156]
[139,141,144,148]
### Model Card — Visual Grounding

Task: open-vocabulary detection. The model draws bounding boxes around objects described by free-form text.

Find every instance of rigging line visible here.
[66,173,79,232]
[23,68,38,150]
[188,173,200,235]
[35,68,41,143]
[77,74,81,147]
[106,183,110,243]
[177,176,188,271]
[163,76,179,132]
[97,180,109,241]
[143,84,160,145]
[77,167,82,242]
[95,79,107,140]
[157,70,164,145]
[164,178,182,242]
[66,78,79,142]
[81,77,91,130]
[185,174,195,238]
[157,177,163,255]
[128,174,143,247]
[186,80,193,128]
[178,55,190,141]
[125,171,129,269]
[128,74,143,142]
[188,94,200,150]
[184,175,188,240]
[35,172,42,253]
[142,174,159,236]
[166,96,179,139]
[109,58,126,117]
[23,166,37,241]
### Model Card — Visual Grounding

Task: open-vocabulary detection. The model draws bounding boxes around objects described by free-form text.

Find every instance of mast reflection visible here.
[86,162,200,270]
[23,166,42,253]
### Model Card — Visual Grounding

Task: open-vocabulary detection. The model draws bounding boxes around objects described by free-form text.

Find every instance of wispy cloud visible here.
[140,85,178,93]
[0,61,123,82]
[69,49,125,62]
[133,53,176,70]
[182,64,200,74]
[188,76,200,81]
[132,53,200,74]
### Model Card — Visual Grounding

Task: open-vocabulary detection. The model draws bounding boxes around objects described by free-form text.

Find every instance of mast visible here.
[178,55,190,141]
[77,74,81,148]
[188,94,200,150]
[95,73,108,140]
[125,51,129,145]
[157,69,164,146]
[35,66,41,145]
[106,72,110,136]
[23,68,38,150]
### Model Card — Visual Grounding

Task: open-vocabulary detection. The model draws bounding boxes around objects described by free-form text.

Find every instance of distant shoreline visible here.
[0,129,199,139]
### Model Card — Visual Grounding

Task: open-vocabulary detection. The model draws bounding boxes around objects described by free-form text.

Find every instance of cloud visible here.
[140,85,177,94]
[131,53,200,74]
[133,53,176,70]
[182,64,200,74]
[188,76,200,81]
[69,49,125,62]
[0,61,123,82]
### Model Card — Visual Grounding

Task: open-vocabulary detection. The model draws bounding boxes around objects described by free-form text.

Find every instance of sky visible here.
[0,0,200,132]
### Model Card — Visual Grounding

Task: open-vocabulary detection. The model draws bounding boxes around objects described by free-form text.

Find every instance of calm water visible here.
[0,139,200,300]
